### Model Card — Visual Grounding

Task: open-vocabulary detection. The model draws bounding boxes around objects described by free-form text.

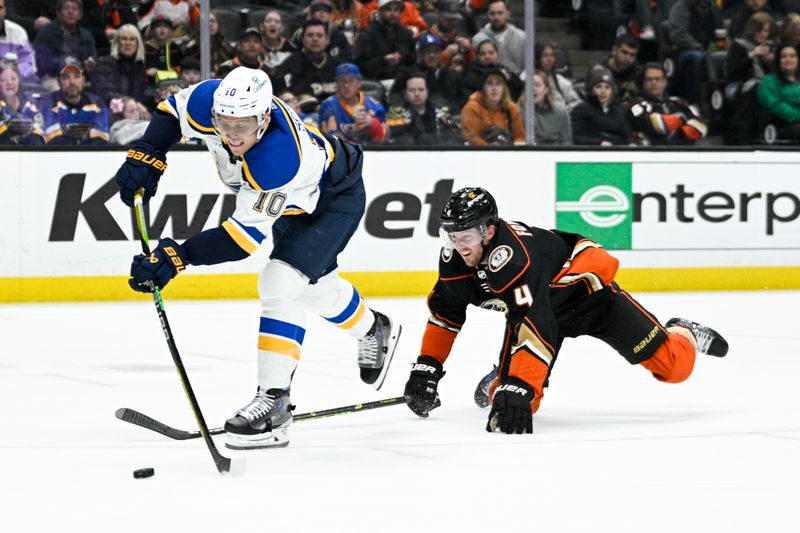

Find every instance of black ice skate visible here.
[224,387,293,450]
[357,311,402,391]
[665,318,729,357]
[473,365,498,408]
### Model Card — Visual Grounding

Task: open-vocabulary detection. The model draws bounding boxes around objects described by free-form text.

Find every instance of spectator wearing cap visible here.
[460,67,524,145]
[272,19,340,104]
[42,57,109,144]
[144,14,182,83]
[0,0,38,82]
[319,62,389,144]
[137,0,199,38]
[217,27,264,76]
[428,0,474,71]
[570,66,630,146]
[0,58,45,145]
[354,0,416,81]
[260,10,292,71]
[93,24,150,107]
[360,0,427,36]
[34,0,97,82]
[293,0,352,62]
[394,32,465,111]
[470,0,524,75]
[386,70,460,146]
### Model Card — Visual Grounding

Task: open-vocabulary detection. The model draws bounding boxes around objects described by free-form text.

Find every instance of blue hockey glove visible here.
[115,142,168,207]
[129,238,187,293]
[486,376,534,434]
[403,356,444,417]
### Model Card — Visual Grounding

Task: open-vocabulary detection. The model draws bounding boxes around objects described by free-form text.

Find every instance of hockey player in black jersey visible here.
[403,187,728,434]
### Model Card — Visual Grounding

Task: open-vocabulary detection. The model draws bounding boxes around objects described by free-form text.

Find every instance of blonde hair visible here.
[482,72,512,109]
[533,70,554,110]
[780,13,800,46]
[111,24,145,62]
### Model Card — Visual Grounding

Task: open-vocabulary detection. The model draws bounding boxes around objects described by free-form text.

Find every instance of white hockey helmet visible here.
[212,67,273,140]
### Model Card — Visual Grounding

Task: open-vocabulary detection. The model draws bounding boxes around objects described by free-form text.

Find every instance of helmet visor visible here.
[444,227,484,248]
[212,114,260,138]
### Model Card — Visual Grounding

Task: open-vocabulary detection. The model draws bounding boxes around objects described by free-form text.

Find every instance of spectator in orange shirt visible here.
[460,68,525,145]
[361,0,427,36]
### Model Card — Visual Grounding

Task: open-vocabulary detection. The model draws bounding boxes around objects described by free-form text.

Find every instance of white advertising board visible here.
[1,148,799,300]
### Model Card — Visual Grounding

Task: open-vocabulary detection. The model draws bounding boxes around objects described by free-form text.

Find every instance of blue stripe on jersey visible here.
[325,286,360,325]
[230,216,266,244]
[259,317,306,343]
[186,79,220,134]
[240,98,302,190]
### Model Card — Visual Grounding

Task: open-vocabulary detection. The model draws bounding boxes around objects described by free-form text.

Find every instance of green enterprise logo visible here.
[556,163,633,250]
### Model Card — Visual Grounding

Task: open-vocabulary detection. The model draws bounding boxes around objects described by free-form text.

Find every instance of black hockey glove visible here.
[486,377,534,434]
[404,356,444,418]
[115,142,168,207]
[129,238,187,293]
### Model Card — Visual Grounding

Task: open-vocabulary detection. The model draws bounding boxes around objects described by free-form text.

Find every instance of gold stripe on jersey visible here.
[258,335,301,359]
[187,111,214,133]
[273,98,302,159]
[241,158,260,191]
[282,208,307,216]
[512,322,554,366]
[157,99,179,118]
[222,219,258,254]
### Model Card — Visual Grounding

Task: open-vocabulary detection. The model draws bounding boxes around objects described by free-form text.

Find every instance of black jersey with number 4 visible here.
[420,220,622,410]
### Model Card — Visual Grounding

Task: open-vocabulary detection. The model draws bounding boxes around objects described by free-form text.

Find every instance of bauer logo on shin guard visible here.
[411,363,438,374]
[127,149,167,173]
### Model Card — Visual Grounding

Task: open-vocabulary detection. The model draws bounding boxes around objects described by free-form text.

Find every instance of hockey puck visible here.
[133,467,155,479]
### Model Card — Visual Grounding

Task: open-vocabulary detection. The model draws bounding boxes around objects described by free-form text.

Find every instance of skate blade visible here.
[371,323,402,391]
[225,427,290,450]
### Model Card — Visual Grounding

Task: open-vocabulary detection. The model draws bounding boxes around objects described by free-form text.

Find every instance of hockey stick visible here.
[115,396,409,441]
[132,190,240,475]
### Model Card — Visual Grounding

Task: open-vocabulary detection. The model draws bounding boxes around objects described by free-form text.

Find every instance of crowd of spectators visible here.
[2,0,800,146]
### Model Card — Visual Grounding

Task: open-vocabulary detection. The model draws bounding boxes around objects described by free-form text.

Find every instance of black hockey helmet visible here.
[440,187,498,233]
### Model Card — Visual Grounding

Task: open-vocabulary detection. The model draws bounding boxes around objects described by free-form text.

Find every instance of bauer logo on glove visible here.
[115,142,168,207]
[127,148,168,172]
[129,238,188,293]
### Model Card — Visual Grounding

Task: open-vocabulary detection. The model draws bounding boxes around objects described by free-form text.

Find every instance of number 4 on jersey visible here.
[513,284,533,307]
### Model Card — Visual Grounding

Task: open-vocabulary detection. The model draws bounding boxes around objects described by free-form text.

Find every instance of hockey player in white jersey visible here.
[114,67,401,449]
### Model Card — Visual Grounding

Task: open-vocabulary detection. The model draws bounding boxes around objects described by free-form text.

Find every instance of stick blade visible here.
[222,457,247,478]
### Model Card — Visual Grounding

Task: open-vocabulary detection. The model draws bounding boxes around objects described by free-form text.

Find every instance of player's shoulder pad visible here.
[485,220,533,293]
[184,79,221,135]
[241,97,302,191]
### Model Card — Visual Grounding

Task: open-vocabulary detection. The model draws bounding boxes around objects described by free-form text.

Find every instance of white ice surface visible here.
[1,291,798,532]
